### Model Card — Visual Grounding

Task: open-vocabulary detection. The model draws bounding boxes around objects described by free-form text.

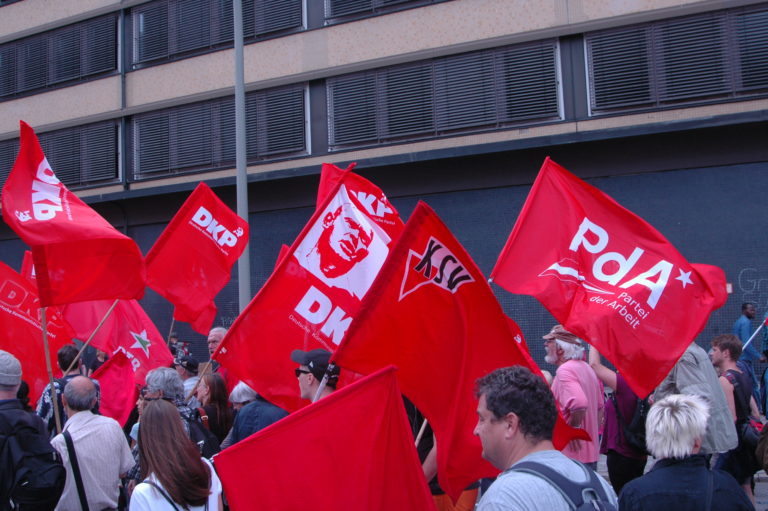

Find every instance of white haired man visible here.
[206,326,233,392]
[619,394,753,510]
[543,325,603,469]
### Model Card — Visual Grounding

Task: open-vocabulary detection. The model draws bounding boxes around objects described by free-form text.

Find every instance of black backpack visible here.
[611,393,649,455]
[0,410,66,510]
[510,460,617,510]
[187,410,221,459]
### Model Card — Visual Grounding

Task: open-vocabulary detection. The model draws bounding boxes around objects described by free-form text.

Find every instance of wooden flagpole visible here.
[41,307,63,434]
[64,299,120,375]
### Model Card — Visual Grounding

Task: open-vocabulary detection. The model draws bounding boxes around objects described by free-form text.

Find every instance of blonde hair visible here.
[646,394,709,459]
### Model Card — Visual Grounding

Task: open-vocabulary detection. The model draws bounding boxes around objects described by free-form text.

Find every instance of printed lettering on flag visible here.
[146,182,248,334]
[1,121,145,306]
[333,202,589,501]
[214,166,403,412]
[491,157,727,398]
[0,262,73,403]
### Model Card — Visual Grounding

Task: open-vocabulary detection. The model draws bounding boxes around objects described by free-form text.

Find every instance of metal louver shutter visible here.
[734,7,768,92]
[84,16,117,75]
[383,63,434,138]
[497,42,560,122]
[656,13,729,102]
[130,84,306,180]
[327,0,371,18]
[0,139,20,191]
[434,52,496,132]
[0,46,17,98]
[173,0,211,54]
[133,2,170,64]
[328,40,560,149]
[0,122,118,190]
[254,0,303,36]
[327,73,378,146]
[586,27,653,111]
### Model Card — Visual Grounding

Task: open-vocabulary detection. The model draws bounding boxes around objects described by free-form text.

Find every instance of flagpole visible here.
[742,321,766,352]
[312,363,336,403]
[65,299,120,374]
[167,316,176,347]
[186,361,213,402]
[41,308,63,434]
[414,418,429,447]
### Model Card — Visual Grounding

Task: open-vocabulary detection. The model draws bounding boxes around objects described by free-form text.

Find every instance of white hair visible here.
[555,338,584,361]
[209,326,228,339]
[646,394,709,459]
[229,381,258,404]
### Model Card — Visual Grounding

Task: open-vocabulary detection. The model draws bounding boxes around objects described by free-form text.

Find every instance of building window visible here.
[325,0,449,21]
[0,15,117,100]
[0,120,120,190]
[586,4,768,114]
[128,84,307,180]
[130,0,303,68]
[327,40,561,149]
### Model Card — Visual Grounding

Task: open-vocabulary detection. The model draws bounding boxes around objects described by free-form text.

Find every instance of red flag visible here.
[315,162,356,208]
[62,299,173,387]
[0,262,73,403]
[20,250,36,283]
[145,182,248,334]
[333,202,588,501]
[214,366,437,511]
[91,350,137,426]
[1,121,145,307]
[214,166,403,411]
[491,158,727,398]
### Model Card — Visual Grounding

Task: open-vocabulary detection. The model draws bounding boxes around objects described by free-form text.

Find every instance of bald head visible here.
[63,376,98,412]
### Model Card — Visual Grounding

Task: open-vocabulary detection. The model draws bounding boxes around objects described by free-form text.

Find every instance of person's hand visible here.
[760,355,767,363]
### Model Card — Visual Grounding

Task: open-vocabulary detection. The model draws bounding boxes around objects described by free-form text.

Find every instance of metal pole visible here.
[233,0,251,312]
[742,321,765,352]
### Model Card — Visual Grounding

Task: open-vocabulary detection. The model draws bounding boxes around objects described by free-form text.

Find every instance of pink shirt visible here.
[552,359,604,463]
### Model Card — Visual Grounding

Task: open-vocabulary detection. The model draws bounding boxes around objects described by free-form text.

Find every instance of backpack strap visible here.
[63,430,90,511]
[143,480,181,511]
[510,460,612,510]
[197,408,210,430]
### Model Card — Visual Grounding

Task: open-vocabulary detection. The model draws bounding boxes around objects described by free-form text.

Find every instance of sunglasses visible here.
[294,368,311,378]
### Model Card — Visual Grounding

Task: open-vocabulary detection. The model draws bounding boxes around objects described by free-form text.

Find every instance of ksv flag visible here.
[63,299,173,386]
[491,157,727,398]
[214,366,437,511]
[333,201,589,501]
[0,262,73,403]
[215,164,403,411]
[1,121,145,306]
[145,182,249,334]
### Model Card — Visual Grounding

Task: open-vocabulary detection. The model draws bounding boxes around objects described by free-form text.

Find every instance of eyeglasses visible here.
[294,368,311,378]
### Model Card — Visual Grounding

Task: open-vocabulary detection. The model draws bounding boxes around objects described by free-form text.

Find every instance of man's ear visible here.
[503,412,519,439]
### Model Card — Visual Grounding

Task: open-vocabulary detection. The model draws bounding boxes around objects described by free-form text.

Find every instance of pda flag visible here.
[333,202,588,501]
[62,299,173,386]
[1,122,145,307]
[214,165,402,411]
[491,158,727,398]
[214,366,437,511]
[0,262,73,403]
[145,182,248,334]
[91,350,137,426]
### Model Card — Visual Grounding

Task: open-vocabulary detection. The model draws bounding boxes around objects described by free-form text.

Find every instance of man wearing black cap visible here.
[174,355,201,408]
[291,348,340,402]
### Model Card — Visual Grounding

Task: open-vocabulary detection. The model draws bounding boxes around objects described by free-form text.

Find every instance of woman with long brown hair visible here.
[195,372,234,443]
[129,399,223,510]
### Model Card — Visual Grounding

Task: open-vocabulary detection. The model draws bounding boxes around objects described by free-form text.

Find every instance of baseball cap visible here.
[174,355,199,375]
[542,324,582,346]
[290,348,339,381]
[0,350,22,387]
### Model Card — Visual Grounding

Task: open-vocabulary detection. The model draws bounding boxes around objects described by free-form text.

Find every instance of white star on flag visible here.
[675,269,693,288]
[130,329,152,357]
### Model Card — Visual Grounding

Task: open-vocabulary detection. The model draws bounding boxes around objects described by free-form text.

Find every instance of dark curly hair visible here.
[475,366,556,442]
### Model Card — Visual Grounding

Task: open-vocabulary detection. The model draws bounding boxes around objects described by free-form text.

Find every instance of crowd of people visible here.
[2,304,768,510]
